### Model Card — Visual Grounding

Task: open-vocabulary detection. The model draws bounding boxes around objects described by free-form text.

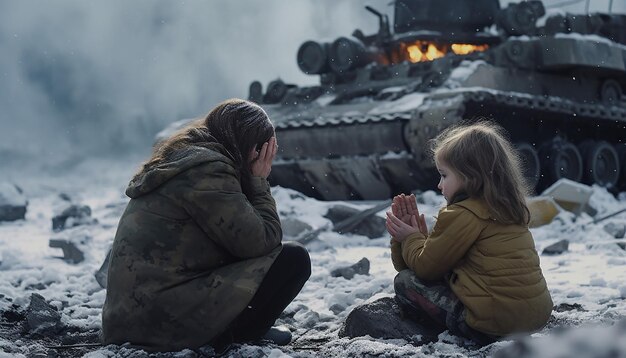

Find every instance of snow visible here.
[443,60,487,89]
[554,32,626,50]
[368,93,426,115]
[0,160,625,357]
[0,182,27,207]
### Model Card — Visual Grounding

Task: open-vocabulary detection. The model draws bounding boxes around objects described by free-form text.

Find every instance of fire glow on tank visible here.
[404,42,489,62]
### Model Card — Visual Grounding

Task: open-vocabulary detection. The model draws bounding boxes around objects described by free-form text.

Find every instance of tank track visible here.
[269,90,626,200]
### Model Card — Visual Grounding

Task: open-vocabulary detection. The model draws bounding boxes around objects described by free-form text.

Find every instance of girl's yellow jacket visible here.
[391,197,553,336]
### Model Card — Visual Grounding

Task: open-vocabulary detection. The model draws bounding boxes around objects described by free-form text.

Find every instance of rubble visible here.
[541,179,594,216]
[281,218,313,240]
[24,293,63,337]
[542,239,569,255]
[52,204,96,232]
[49,239,85,264]
[603,222,626,239]
[527,196,560,228]
[339,296,441,343]
[324,203,387,239]
[330,257,370,280]
[0,182,27,222]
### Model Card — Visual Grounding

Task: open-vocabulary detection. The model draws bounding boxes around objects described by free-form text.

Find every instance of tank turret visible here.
[248,0,626,200]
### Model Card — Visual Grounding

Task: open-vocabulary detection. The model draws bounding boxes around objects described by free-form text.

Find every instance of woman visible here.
[102,99,311,352]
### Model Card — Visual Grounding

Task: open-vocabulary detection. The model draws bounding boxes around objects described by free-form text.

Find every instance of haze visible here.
[0,0,623,166]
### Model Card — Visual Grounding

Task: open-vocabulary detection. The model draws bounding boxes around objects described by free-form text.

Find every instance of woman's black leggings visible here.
[230,241,311,342]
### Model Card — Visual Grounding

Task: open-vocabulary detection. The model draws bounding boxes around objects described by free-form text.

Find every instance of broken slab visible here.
[324,203,387,239]
[281,218,313,240]
[542,239,569,255]
[604,222,626,239]
[0,182,27,222]
[541,179,593,216]
[331,257,370,280]
[51,204,98,232]
[24,293,62,337]
[49,239,85,264]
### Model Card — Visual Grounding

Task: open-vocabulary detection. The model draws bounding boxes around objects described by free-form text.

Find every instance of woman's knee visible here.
[282,241,311,278]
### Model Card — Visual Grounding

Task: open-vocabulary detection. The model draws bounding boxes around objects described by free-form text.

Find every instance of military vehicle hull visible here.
[252,0,626,200]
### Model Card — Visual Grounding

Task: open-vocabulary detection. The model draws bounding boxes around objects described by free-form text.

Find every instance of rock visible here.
[49,239,85,264]
[293,309,320,329]
[339,296,441,343]
[0,182,27,222]
[281,218,312,239]
[331,257,370,280]
[542,239,569,255]
[95,248,112,288]
[52,204,96,231]
[604,222,626,239]
[329,303,347,315]
[554,303,586,312]
[324,205,386,239]
[24,293,62,337]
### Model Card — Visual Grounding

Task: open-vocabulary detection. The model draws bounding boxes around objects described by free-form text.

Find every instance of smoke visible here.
[0,0,388,164]
[502,0,626,12]
[1,0,623,167]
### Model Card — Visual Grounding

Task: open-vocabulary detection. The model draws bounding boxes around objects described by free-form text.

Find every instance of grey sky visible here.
[0,0,623,164]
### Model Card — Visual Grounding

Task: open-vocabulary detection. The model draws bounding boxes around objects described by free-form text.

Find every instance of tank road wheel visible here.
[539,139,583,185]
[599,79,623,106]
[579,140,620,188]
[516,142,540,190]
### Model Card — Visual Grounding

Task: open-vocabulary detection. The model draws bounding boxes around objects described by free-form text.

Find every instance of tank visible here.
[248,0,626,200]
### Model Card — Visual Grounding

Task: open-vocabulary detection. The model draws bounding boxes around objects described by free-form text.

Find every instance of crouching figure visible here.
[102,99,310,352]
[386,122,553,345]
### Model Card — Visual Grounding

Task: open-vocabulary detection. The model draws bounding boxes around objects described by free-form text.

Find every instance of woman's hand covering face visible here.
[250,136,277,178]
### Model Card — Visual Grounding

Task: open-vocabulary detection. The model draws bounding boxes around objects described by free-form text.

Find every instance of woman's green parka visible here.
[102,143,282,351]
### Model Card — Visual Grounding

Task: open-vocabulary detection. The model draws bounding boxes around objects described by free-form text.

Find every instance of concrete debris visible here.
[331,257,370,280]
[49,239,85,264]
[339,296,441,343]
[0,182,27,222]
[52,204,96,232]
[24,293,62,337]
[542,239,569,255]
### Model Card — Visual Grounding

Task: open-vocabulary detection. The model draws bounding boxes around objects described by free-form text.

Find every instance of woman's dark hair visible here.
[142,98,275,198]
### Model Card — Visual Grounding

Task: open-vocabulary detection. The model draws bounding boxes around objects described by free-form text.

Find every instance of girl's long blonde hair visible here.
[430,121,531,225]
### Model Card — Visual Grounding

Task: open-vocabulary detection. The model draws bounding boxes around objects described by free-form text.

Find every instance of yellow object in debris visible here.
[527,196,561,228]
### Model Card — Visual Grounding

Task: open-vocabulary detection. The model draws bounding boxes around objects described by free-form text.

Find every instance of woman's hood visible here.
[125,143,235,198]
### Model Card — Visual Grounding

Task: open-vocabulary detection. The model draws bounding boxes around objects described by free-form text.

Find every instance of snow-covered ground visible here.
[1,159,625,358]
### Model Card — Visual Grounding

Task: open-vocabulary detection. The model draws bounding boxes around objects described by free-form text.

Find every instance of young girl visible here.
[386,121,552,345]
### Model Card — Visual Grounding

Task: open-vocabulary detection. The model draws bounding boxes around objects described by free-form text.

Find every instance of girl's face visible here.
[436,159,464,203]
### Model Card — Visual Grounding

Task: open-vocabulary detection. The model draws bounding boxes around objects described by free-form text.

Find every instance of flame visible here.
[405,42,488,63]
[407,42,445,62]
[451,44,489,55]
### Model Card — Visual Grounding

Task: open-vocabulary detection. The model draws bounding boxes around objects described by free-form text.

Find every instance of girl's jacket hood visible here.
[125,143,235,199]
